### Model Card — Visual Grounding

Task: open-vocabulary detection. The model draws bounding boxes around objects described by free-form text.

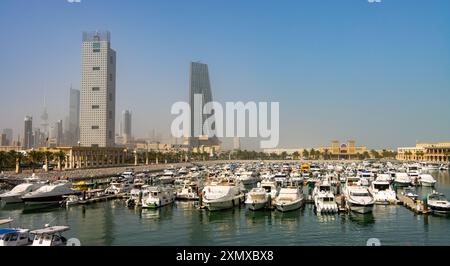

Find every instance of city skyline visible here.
[0,0,449,150]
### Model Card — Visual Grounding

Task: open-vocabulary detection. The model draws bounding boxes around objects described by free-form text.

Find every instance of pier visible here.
[397,194,431,214]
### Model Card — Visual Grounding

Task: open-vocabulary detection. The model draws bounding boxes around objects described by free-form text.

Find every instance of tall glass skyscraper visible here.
[80,31,116,147]
[188,62,219,147]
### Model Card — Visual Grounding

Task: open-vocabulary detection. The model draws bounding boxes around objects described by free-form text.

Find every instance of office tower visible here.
[233,137,241,150]
[2,128,13,145]
[41,96,49,137]
[79,31,116,147]
[49,120,63,147]
[68,87,80,145]
[23,116,33,149]
[189,62,219,147]
[121,110,132,144]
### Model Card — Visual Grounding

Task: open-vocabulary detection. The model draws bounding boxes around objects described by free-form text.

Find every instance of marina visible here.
[1,160,450,246]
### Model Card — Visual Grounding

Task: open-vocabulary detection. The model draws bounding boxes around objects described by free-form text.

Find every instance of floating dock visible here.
[397,194,431,215]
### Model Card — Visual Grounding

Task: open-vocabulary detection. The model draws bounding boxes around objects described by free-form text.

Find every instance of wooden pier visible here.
[397,194,431,214]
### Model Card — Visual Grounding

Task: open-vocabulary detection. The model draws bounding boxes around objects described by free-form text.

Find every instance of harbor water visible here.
[1,171,449,246]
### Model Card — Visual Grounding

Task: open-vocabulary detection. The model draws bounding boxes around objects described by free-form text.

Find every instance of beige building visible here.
[0,146,22,152]
[320,140,367,160]
[397,142,450,162]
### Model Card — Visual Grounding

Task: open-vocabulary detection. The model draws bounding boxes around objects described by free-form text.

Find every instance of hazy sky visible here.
[0,0,449,150]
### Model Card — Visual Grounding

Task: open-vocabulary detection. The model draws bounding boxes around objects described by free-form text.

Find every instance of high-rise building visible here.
[49,120,63,147]
[23,116,33,149]
[67,87,80,145]
[80,31,116,147]
[2,128,13,145]
[188,62,219,147]
[121,110,132,144]
[41,96,49,137]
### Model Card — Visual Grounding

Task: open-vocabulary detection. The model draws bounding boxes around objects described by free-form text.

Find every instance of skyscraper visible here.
[41,96,49,137]
[68,87,80,145]
[121,110,132,144]
[23,116,33,149]
[189,62,219,147]
[1,128,13,145]
[49,120,63,147]
[80,31,116,147]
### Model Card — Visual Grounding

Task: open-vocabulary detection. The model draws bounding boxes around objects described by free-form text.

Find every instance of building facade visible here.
[188,62,219,148]
[23,116,33,149]
[320,140,367,160]
[67,87,80,145]
[80,31,116,147]
[397,142,450,162]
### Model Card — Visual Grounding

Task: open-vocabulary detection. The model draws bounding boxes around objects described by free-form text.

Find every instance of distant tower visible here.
[233,137,241,150]
[41,96,49,137]
[79,31,116,147]
[23,116,33,149]
[68,86,80,145]
[121,110,132,144]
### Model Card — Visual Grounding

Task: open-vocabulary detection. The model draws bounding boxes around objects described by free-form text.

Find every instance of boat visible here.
[273,172,288,186]
[0,181,46,204]
[236,171,259,185]
[400,187,419,201]
[260,179,280,199]
[202,179,245,211]
[427,191,450,214]
[105,177,133,195]
[439,164,449,171]
[394,173,411,187]
[141,186,176,209]
[369,175,397,205]
[21,181,80,205]
[159,170,176,184]
[313,180,338,214]
[418,174,437,187]
[178,167,189,175]
[72,181,90,191]
[344,177,375,214]
[0,219,33,246]
[245,184,268,211]
[176,181,201,201]
[273,186,304,212]
[30,225,70,246]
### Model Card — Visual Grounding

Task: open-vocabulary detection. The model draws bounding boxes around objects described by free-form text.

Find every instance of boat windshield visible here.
[429,194,447,201]
[322,197,334,202]
[262,186,272,193]
[374,184,390,191]
[351,192,369,197]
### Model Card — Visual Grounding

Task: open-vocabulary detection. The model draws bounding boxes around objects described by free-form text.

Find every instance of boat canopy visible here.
[0,228,17,235]
[0,219,13,225]
[31,226,70,235]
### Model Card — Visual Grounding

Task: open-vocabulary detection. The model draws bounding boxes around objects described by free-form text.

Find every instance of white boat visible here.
[313,179,338,214]
[407,164,421,178]
[245,185,268,211]
[176,181,200,201]
[344,177,374,214]
[260,179,280,199]
[141,186,175,209]
[273,187,304,212]
[159,170,176,184]
[273,172,288,186]
[0,219,32,246]
[427,191,450,214]
[30,225,70,246]
[21,181,80,205]
[236,171,259,185]
[105,178,133,194]
[0,182,46,204]
[202,179,245,211]
[369,175,397,205]
[418,174,437,187]
[178,167,189,175]
[439,164,448,171]
[394,173,411,187]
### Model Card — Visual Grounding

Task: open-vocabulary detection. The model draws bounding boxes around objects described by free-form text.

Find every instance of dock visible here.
[397,194,431,214]
[67,193,128,206]
[335,195,349,213]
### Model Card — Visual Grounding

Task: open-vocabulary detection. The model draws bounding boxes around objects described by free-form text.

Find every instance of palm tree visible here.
[27,150,43,173]
[323,148,330,160]
[9,150,24,174]
[309,149,316,160]
[302,150,309,160]
[292,151,300,160]
[43,151,53,172]
[0,151,9,172]
[363,151,370,160]
[54,151,66,171]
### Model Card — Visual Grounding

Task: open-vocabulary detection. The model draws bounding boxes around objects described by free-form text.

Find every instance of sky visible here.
[0,0,449,150]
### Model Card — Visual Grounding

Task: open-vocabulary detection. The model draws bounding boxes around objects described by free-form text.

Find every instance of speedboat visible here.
[0,182,46,204]
[30,225,70,246]
[369,176,397,205]
[141,186,175,209]
[344,177,375,214]
[202,179,245,211]
[418,174,437,187]
[439,164,449,171]
[427,191,450,214]
[313,179,338,214]
[273,187,304,212]
[394,173,411,187]
[245,185,268,211]
[21,181,80,205]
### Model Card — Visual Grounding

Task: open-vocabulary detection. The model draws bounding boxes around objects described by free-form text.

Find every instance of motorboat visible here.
[394,173,411,187]
[0,182,46,204]
[178,167,189,175]
[260,179,280,199]
[400,187,419,201]
[369,177,397,205]
[439,164,449,171]
[418,174,437,187]
[313,180,337,214]
[21,181,80,205]
[0,219,32,246]
[159,170,176,184]
[245,184,268,211]
[273,172,288,186]
[273,186,304,212]
[343,177,375,214]
[289,171,304,183]
[30,225,70,246]
[236,171,259,185]
[176,181,200,201]
[202,179,245,211]
[427,191,450,214]
[105,178,133,195]
[141,186,176,209]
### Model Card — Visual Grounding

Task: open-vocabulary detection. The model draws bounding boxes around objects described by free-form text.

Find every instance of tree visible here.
[302,150,309,160]
[27,150,43,173]
[292,151,300,160]
[363,151,370,160]
[0,151,9,172]
[323,149,330,160]
[43,151,53,172]
[370,150,380,159]
[54,151,66,171]
[9,150,24,174]
[309,149,316,160]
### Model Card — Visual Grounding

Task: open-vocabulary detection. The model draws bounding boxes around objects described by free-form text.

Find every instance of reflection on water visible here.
[348,212,375,226]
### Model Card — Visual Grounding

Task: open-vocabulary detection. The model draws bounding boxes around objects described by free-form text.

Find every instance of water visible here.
[1,171,450,246]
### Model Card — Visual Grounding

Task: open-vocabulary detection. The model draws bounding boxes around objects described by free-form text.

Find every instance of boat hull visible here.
[203,195,245,211]
[245,201,267,211]
[347,202,374,214]
[0,195,23,204]
[420,182,436,187]
[275,199,303,212]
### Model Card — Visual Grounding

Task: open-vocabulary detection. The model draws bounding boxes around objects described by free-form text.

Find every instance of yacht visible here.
[313,180,337,214]
[236,171,259,185]
[439,164,448,171]
[21,181,80,205]
[260,179,280,199]
[394,173,411,187]
[273,187,304,212]
[369,175,397,204]
[289,171,304,183]
[0,181,46,204]
[105,177,133,194]
[176,181,200,201]
[273,172,288,186]
[427,191,450,214]
[407,164,421,179]
[418,174,437,187]
[178,167,189,175]
[30,225,70,246]
[0,219,32,246]
[344,177,375,214]
[202,179,245,211]
[141,186,176,209]
[245,184,268,211]
[159,170,176,184]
